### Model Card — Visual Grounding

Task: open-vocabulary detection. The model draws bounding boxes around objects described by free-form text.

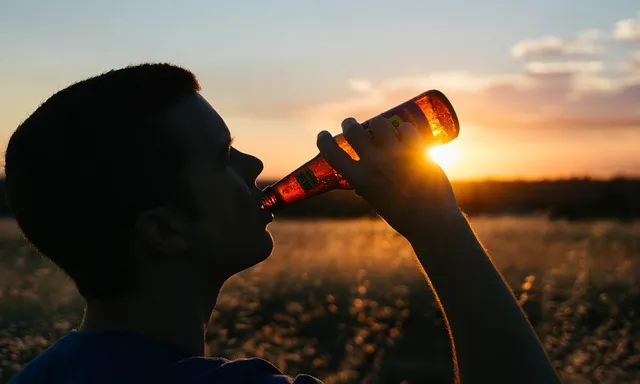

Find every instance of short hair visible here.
[4,63,201,299]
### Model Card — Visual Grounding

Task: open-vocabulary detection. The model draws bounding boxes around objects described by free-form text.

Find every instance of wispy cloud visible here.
[510,29,604,59]
[524,61,605,75]
[302,70,640,132]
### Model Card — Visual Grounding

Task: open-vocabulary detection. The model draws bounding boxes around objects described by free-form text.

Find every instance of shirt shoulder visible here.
[8,331,197,384]
[159,356,323,384]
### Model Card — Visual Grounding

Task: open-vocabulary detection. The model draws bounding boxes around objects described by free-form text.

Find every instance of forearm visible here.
[409,213,561,384]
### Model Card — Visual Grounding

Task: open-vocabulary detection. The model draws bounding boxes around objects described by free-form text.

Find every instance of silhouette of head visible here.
[4,63,273,302]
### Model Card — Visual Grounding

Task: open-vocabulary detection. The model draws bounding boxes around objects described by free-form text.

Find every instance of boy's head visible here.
[4,63,274,301]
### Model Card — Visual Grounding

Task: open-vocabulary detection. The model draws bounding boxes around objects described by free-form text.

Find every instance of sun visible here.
[425,142,459,170]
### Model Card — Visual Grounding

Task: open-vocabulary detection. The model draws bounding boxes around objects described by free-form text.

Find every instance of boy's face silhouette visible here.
[135,93,274,292]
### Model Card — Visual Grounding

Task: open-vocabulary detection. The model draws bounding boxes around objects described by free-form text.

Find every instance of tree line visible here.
[0,177,637,221]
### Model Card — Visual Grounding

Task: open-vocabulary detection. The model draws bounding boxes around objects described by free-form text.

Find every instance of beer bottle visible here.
[261,90,459,211]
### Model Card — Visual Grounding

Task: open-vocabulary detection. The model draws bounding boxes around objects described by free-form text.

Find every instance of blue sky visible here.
[1,1,639,179]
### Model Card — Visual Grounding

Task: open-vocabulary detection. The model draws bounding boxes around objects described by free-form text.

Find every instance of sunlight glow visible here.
[426,143,460,170]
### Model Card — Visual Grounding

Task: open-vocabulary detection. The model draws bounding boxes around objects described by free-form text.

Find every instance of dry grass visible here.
[0,217,639,383]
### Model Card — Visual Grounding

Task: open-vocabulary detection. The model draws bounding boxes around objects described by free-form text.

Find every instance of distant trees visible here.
[0,178,638,220]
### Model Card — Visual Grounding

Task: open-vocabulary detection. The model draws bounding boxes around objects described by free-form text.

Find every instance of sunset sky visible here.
[1,1,639,180]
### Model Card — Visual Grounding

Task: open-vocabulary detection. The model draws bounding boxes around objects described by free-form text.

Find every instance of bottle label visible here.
[295,168,319,192]
[361,100,430,138]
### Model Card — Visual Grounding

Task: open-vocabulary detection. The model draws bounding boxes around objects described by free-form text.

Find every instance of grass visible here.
[0,217,639,383]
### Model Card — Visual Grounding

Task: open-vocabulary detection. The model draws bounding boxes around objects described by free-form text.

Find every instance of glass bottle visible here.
[261,90,459,211]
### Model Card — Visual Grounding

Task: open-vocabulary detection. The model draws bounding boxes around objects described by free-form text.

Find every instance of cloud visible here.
[347,79,374,93]
[614,16,640,42]
[301,61,640,133]
[524,61,604,75]
[510,29,604,59]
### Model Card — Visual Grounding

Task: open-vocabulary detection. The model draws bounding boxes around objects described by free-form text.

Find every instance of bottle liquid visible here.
[261,90,460,212]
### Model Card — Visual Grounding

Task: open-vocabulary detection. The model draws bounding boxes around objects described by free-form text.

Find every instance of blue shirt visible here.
[8,330,322,383]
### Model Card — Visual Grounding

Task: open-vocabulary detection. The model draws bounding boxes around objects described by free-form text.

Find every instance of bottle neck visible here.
[261,185,280,212]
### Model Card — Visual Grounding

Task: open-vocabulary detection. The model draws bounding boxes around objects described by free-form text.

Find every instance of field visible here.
[0,216,639,383]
